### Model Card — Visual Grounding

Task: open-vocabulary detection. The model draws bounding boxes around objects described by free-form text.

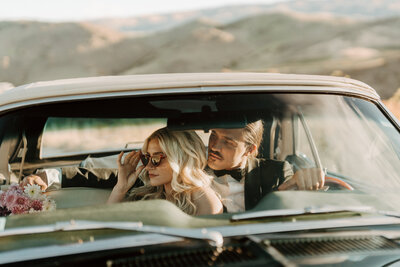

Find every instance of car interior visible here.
[0,92,353,211]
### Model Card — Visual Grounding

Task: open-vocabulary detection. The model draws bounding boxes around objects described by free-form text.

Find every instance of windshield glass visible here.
[41,118,167,157]
[284,95,400,192]
[299,97,400,191]
[1,92,400,221]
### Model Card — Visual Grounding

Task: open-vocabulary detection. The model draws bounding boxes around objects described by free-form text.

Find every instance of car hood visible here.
[3,191,400,230]
[3,193,400,265]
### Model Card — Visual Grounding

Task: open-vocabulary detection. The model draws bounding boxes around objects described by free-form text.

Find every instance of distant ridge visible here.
[89,0,400,34]
[1,1,400,99]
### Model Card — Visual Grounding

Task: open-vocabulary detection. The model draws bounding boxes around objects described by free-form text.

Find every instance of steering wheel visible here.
[324,176,354,190]
[284,154,354,191]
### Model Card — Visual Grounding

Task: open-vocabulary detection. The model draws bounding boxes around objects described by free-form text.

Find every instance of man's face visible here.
[207,128,249,170]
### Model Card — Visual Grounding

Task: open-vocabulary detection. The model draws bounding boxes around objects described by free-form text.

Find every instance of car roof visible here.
[0,72,379,112]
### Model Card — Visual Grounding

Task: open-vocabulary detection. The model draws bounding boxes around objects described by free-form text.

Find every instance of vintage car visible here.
[1,73,400,266]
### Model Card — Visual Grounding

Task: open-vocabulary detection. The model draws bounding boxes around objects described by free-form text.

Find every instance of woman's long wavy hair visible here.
[127,128,212,215]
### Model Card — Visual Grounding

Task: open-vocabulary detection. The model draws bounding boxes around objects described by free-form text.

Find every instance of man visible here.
[207,120,324,212]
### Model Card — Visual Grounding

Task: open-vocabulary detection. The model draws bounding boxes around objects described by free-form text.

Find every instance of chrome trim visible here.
[211,215,400,237]
[231,206,373,221]
[377,100,400,132]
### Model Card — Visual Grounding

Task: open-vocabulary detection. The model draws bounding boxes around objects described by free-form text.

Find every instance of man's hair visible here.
[242,120,264,157]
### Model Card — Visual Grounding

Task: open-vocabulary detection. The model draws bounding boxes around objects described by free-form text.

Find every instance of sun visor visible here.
[167,112,248,132]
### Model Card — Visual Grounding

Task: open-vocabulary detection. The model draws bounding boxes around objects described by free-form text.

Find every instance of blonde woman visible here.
[107,128,222,215]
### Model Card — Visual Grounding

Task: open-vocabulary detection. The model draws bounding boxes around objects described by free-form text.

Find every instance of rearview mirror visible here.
[167,112,248,132]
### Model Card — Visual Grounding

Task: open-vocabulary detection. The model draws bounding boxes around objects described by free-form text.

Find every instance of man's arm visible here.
[278,167,325,190]
[20,168,62,191]
[21,168,118,190]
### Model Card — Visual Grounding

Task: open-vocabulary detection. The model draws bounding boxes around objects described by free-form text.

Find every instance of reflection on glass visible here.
[41,118,167,158]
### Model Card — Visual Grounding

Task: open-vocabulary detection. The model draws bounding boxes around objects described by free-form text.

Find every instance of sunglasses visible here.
[140,152,167,167]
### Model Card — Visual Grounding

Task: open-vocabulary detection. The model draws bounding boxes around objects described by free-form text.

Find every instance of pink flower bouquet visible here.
[0,183,56,216]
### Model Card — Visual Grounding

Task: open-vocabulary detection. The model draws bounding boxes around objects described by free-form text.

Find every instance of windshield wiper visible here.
[231,205,374,221]
[376,210,400,219]
[0,220,223,247]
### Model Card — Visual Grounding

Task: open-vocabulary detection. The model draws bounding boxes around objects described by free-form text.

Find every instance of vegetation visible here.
[45,118,167,131]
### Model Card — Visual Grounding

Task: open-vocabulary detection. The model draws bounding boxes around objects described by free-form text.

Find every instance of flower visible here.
[42,199,56,212]
[24,184,42,199]
[30,199,43,211]
[8,183,19,191]
[0,190,5,204]
[11,205,28,215]
[15,195,29,206]
[28,208,41,214]
[0,184,56,217]
[8,183,23,194]
[4,192,16,207]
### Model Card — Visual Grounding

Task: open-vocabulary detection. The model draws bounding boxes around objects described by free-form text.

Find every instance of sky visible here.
[0,0,290,21]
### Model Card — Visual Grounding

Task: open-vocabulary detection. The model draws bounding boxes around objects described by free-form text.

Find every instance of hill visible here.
[0,21,150,85]
[89,0,400,34]
[1,12,400,99]
[122,13,400,98]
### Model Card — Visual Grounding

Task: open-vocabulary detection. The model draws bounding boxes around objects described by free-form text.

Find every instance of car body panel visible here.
[0,73,379,113]
[1,73,400,266]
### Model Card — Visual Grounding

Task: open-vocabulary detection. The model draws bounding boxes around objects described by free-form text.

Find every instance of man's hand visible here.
[20,173,48,191]
[278,168,325,191]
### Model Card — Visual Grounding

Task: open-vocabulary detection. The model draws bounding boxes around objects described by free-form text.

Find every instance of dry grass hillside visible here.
[122,13,400,99]
[1,12,400,104]
[91,0,400,33]
[0,21,152,84]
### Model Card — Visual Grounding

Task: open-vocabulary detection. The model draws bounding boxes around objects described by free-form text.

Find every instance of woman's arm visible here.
[107,184,128,203]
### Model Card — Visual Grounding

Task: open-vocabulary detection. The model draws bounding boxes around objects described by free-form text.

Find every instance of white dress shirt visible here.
[36,168,62,190]
[212,174,245,213]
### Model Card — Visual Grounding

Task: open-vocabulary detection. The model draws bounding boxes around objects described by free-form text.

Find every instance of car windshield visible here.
[1,91,400,219]
[278,94,400,193]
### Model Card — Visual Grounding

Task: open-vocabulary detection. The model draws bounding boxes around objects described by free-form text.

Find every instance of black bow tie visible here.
[214,168,245,181]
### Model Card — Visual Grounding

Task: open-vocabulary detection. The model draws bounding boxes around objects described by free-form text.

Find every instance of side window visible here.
[40,118,167,158]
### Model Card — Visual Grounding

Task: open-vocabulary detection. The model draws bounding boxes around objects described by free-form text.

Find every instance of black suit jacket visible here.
[244,158,293,210]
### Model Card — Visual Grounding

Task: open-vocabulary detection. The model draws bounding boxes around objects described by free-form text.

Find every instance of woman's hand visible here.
[107,151,145,203]
[116,150,145,191]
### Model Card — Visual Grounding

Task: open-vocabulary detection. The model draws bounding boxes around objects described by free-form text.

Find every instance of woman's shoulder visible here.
[192,185,215,200]
[192,186,222,215]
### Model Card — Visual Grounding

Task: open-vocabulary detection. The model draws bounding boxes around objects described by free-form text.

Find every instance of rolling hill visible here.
[1,11,399,99]
[90,0,400,34]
